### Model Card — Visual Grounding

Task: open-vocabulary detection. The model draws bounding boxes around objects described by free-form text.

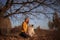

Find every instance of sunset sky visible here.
[1,0,55,29]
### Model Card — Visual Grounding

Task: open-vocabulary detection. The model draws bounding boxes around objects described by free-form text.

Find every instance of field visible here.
[0,27,59,40]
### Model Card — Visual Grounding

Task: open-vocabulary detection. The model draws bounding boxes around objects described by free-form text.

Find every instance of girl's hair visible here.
[25,17,29,20]
[25,17,29,24]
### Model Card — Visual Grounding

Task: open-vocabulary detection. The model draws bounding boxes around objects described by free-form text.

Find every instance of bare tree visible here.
[0,0,13,35]
[0,0,60,35]
[48,12,60,30]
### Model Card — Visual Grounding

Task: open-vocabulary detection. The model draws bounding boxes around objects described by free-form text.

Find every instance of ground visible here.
[0,27,58,40]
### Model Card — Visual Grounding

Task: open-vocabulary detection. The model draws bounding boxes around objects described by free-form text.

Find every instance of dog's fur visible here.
[28,25,35,37]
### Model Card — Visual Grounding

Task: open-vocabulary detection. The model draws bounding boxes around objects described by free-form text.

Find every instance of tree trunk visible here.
[0,17,11,35]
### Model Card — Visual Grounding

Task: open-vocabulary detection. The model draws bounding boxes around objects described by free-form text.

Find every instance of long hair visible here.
[25,17,29,24]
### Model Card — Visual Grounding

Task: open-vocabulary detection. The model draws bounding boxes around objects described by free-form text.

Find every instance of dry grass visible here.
[0,27,59,40]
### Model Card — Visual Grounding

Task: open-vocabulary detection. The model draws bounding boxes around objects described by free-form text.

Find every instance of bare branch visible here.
[0,0,13,16]
[4,3,41,18]
[2,0,60,19]
[12,0,44,4]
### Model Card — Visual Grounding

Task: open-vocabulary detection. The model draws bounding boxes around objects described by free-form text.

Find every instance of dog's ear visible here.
[32,25,34,26]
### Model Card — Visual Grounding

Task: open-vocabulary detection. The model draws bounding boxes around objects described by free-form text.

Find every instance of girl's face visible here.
[25,18,29,23]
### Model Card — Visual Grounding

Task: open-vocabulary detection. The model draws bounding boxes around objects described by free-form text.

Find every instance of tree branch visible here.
[4,3,41,18]
[0,0,13,16]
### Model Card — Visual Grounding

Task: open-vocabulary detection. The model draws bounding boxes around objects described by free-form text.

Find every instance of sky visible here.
[1,0,55,29]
